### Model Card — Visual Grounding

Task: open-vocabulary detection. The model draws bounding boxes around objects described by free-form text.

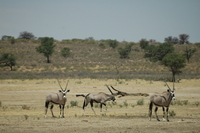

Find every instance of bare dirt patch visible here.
[0,79,199,133]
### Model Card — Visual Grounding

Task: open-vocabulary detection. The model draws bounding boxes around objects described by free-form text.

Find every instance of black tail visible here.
[76,94,86,97]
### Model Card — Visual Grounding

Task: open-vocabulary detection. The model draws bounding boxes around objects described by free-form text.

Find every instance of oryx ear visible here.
[167,89,170,92]
[59,90,62,92]
[67,90,70,92]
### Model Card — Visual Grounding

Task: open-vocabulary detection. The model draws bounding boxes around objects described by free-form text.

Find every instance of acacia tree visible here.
[35,37,55,63]
[144,43,174,62]
[164,36,179,44]
[0,53,17,71]
[162,53,186,82]
[179,34,189,44]
[184,46,196,63]
[18,31,36,40]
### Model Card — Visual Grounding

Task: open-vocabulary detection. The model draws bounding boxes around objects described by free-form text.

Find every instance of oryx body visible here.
[149,82,175,121]
[76,86,116,115]
[45,80,70,118]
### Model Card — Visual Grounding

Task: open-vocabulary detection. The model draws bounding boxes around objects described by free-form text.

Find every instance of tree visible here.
[118,44,133,59]
[1,35,14,40]
[139,39,149,49]
[35,37,55,63]
[164,36,179,44]
[183,46,196,63]
[162,53,186,82]
[18,31,36,40]
[108,39,118,49]
[144,43,174,62]
[179,34,189,44]
[0,53,17,71]
[61,47,71,58]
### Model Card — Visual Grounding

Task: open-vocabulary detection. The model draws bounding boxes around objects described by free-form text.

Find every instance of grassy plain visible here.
[0,79,199,133]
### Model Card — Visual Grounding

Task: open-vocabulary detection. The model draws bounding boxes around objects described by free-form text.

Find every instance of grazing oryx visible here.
[149,82,175,121]
[76,85,117,115]
[45,79,70,118]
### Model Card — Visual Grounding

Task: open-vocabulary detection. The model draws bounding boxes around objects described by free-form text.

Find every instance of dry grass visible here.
[0,79,200,133]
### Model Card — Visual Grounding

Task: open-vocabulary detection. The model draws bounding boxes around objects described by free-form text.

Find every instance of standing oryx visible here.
[149,81,175,121]
[45,79,70,118]
[76,85,116,115]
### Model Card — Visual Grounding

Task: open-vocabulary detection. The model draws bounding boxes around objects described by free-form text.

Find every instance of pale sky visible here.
[0,0,200,43]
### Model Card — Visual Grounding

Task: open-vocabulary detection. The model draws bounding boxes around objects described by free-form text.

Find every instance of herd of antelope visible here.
[45,79,175,122]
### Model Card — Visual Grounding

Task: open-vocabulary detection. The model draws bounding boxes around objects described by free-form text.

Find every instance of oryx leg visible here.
[162,107,166,121]
[166,107,169,122]
[59,105,65,118]
[154,107,160,121]
[149,102,153,121]
[50,104,55,117]
[44,101,49,117]
[90,100,96,115]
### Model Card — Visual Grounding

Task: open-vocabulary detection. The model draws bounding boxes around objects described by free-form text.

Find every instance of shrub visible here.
[137,99,144,105]
[99,43,105,49]
[169,110,176,117]
[70,101,78,107]
[61,47,71,58]
[22,105,30,110]
[123,100,128,107]
[118,44,133,59]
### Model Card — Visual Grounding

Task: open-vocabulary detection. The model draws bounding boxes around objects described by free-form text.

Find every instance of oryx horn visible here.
[57,79,64,91]
[105,84,113,95]
[165,81,171,91]
[64,80,69,91]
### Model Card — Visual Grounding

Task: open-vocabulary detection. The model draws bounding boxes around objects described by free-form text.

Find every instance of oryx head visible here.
[57,79,70,98]
[165,81,175,100]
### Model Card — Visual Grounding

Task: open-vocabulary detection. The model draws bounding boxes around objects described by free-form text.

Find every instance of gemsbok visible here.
[76,85,117,115]
[149,81,175,121]
[45,79,70,118]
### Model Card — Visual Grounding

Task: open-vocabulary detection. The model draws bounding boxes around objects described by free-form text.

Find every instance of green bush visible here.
[61,47,71,58]
[136,99,144,105]
[118,44,133,59]
[70,101,78,107]
[169,110,176,117]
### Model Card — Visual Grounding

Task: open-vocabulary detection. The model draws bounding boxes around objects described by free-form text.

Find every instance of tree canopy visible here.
[35,37,55,63]
[0,53,17,71]
[162,53,186,82]
[18,31,36,40]
[144,43,174,62]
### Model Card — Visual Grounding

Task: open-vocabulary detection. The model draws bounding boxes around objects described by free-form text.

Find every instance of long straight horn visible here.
[165,81,171,91]
[110,86,120,92]
[64,80,69,91]
[105,85,113,95]
[173,80,175,91]
[57,79,63,91]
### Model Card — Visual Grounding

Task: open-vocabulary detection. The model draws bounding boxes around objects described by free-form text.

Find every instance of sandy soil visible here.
[0,79,200,133]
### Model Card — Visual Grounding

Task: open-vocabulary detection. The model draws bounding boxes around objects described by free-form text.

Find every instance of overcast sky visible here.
[0,0,200,43]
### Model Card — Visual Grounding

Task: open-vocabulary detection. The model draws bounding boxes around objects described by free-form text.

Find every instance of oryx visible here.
[149,81,175,121]
[45,79,70,118]
[76,85,116,115]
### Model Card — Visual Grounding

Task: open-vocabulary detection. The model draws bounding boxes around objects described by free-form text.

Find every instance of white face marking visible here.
[171,91,175,100]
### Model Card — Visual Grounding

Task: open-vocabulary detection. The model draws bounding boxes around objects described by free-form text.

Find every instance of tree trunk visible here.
[47,56,50,63]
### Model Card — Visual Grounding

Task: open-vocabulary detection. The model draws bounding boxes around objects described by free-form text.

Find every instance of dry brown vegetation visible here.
[0,79,200,133]
[0,39,200,79]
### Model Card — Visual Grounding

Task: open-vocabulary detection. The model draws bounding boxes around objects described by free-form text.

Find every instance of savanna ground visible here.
[0,79,199,133]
